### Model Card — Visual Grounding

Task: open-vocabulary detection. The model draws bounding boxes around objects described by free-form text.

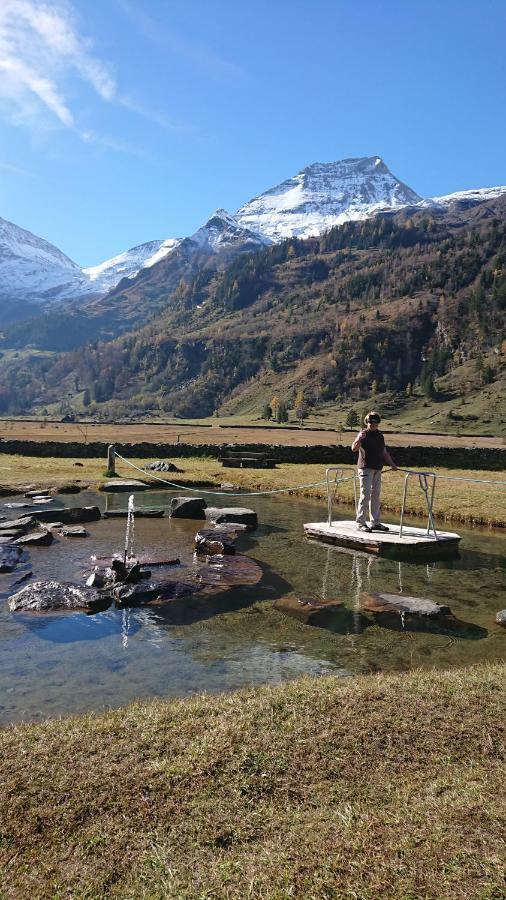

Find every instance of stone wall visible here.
[0,439,504,471]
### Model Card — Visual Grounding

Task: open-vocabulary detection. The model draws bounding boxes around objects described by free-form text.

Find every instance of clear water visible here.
[0,488,504,724]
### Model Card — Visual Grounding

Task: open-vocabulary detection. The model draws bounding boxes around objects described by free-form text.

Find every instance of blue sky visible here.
[0,0,504,266]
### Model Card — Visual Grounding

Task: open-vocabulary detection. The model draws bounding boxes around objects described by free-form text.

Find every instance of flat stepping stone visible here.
[495,610,506,626]
[34,507,101,524]
[204,507,258,529]
[8,580,108,612]
[360,592,450,617]
[0,516,38,533]
[103,508,164,518]
[4,502,34,510]
[170,497,207,519]
[59,526,88,537]
[103,479,149,492]
[14,529,54,547]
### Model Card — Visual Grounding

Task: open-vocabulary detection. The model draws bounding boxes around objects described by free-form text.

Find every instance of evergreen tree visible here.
[345,408,360,429]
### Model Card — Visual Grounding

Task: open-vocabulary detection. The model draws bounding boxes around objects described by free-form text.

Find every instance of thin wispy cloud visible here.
[118,0,243,82]
[0,0,182,150]
[0,159,33,177]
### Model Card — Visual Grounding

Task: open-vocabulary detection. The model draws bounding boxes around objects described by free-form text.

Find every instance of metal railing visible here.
[325,466,441,539]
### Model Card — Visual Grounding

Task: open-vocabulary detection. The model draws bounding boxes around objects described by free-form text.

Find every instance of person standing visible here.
[351,411,398,532]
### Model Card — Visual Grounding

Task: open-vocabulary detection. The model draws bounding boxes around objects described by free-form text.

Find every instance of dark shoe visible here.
[357,523,373,533]
[372,523,389,532]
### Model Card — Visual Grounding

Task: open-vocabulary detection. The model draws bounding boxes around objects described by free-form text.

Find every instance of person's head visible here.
[364,411,381,430]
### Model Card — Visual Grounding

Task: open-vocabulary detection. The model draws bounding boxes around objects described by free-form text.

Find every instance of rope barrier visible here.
[114,451,357,497]
[114,451,506,501]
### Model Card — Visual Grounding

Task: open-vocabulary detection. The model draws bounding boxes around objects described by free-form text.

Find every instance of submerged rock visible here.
[170,497,207,519]
[274,594,348,627]
[360,592,450,617]
[204,507,258,529]
[8,580,109,612]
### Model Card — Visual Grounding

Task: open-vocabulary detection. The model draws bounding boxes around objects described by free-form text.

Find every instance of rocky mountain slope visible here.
[2,194,504,431]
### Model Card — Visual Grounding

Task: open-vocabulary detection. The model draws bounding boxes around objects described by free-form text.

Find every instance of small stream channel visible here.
[0,488,504,724]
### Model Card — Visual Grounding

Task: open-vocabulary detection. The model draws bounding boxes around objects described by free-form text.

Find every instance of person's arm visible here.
[383,445,398,470]
[352,429,367,452]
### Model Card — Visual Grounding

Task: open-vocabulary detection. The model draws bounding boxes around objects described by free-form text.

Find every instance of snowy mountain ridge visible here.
[1,157,505,314]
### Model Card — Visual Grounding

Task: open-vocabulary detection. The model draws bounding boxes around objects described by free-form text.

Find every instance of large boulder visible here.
[169,497,207,519]
[143,460,181,473]
[204,507,258,529]
[8,581,109,612]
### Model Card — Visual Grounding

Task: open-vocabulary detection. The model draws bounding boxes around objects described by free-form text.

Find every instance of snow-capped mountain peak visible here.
[236,156,422,240]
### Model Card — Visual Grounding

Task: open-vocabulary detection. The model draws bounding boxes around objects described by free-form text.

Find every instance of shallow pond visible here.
[0,488,504,724]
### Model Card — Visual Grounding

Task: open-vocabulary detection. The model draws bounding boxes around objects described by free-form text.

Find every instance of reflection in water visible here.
[0,487,504,723]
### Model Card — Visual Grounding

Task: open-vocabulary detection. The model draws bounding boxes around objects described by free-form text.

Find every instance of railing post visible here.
[107,444,116,476]
[399,473,410,538]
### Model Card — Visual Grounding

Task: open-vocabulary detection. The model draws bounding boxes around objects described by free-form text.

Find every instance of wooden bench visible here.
[219,450,277,469]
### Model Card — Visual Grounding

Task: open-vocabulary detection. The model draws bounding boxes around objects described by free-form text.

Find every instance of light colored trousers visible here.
[356,467,382,525]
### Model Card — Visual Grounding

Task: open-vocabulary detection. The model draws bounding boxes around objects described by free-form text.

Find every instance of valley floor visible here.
[0,664,504,898]
[0,418,503,447]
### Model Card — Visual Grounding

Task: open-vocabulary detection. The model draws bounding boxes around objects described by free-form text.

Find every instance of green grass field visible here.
[0,664,504,898]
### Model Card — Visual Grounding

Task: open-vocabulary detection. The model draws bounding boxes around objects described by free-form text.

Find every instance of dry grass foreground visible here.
[0,664,504,899]
[0,453,505,527]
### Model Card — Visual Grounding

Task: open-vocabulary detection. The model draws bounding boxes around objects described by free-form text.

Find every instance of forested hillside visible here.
[1,197,504,430]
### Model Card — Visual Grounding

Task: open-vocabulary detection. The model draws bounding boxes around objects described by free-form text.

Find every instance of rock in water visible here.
[103,480,149,492]
[0,545,24,572]
[59,526,88,537]
[274,594,347,626]
[8,581,109,612]
[34,507,101,524]
[170,497,207,519]
[360,592,450,616]
[204,507,258,529]
[14,529,54,546]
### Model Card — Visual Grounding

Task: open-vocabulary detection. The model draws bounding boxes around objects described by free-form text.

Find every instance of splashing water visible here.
[124,494,135,563]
